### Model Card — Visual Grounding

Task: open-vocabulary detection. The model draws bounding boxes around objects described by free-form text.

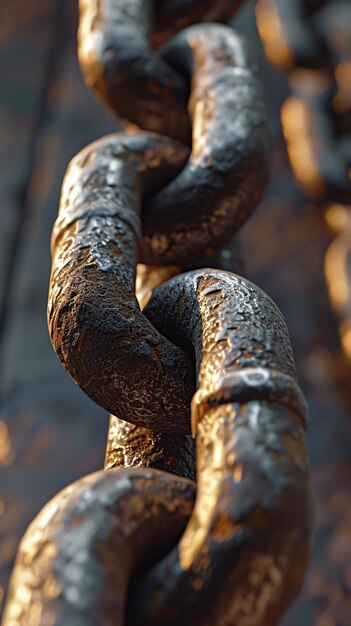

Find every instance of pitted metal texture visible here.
[2,469,196,626]
[78,0,246,140]
[48,133,195,432]
[6,268,313,626]
[80,16,270,264]
[78,0,270,266]
[105,262,197,481]
[124,269,312,626]
[48,133,194,433]
[151,0,246,47]
[131,404,312,626]
[140,25,270,264]
[3,2,314,625]
[48,129,269,430]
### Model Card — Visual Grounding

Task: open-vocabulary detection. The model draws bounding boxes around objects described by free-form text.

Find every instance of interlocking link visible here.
[78,0,246,141]
[48,133,194,432]
[150,0,247,48]
[4,268,313,626]
[2,469,196,625]
[127,270,311,625]
[78,0,191,141]
[48,104,269,428]
[105,415,197,480]
[140,25,269,265]
[3,2,313,625]
[80,17,270,265]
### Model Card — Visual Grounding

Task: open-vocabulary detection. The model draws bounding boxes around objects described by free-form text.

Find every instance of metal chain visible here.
[256,0,351,361]
[3,2,313,625]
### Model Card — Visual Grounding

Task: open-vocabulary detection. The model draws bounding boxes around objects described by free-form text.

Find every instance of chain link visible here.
[3,2,313,625]
[78,0,247,141]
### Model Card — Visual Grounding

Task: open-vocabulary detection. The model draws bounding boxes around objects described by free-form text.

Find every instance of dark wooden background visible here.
[0,1,350,624]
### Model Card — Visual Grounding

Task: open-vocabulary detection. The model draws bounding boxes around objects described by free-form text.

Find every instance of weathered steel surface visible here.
[0,2,351,625]
[128,269,312,626]
[151,0,247,47]
[78,0,246,140]
[80,16,270,264]
[48,77,267,427]
[5,267,312,625]
[78,0,190,142]
[105,416,196,480]
[140,25,270,265]
[2,469,195,626]
[45,69,311,620]
[48,133,194,432]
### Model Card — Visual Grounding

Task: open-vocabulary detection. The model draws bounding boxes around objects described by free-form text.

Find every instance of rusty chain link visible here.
[78,0,247,141]
[3,2,313,625]
[256,0,351,361]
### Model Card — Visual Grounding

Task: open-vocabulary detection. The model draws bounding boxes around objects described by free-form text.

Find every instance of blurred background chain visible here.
[256,0,351,362]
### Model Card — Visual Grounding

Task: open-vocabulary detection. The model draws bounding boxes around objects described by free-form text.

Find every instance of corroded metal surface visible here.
[105,416,196,480]
[127,269,312,626]
[48,132,194,432]
[105,262,197,480]
[141,25,269,264]
[78,0,190,142]
[25,58,310,620]
[2,2,314,625]
[80,15,270,264]
[5,266,313,625]
[5,268,313,626]
[0,3,350,623]
[48,118,267,429]
[78,0,246,139]
[151,0,246,48]
[2,469,195,625]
